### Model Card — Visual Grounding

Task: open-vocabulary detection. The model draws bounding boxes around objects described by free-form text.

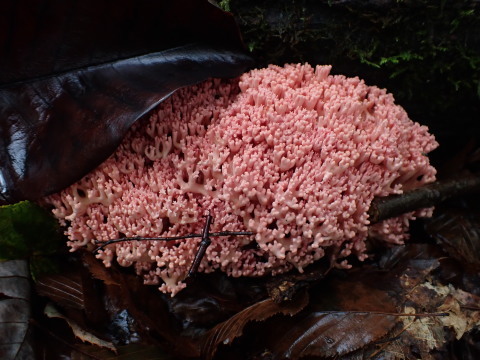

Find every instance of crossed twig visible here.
[93,215,254,277]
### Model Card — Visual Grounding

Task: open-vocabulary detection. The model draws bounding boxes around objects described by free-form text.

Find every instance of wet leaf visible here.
[255,245,450,359]
[266,259,331,302]
[376,244,442,298]
[201,290,309,360]
[328,280,397,313]
[35,252,110,334]
[0,0,253,204]
[0,260,34,360]
[44,303,116,352]
[378,244,442,273]
[82,254,200,358]
[270,311,396,359]
[257,271,400,359]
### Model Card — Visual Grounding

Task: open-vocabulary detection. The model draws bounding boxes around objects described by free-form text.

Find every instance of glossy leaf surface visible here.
[0,0,253,204]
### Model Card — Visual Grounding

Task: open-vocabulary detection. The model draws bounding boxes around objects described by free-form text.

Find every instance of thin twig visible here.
[94,230,254,253]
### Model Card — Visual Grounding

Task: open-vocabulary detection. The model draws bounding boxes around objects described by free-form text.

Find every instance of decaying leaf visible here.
[257,245,455,360]
[30,239,480,359]
[0,0,253,205]
[402,282,480,346]
[0,260,34,360]
[371,243,480,359]
[44,303,116,353]
[201,290,309,360]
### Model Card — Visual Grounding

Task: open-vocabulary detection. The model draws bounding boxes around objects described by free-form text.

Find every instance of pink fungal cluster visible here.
[44,64,438,295]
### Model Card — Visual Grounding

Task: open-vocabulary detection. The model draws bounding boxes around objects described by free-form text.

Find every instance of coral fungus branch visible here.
[45,64,440,295]
[368,172,480,223]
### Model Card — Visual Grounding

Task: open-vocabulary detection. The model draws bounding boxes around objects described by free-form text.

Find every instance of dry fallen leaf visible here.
[379,274,480,359]
[421,283,480,340]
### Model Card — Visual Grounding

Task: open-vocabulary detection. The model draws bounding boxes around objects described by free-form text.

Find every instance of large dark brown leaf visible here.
[0,0,253,204]
[260,272,399,359]
[0,0,245,84]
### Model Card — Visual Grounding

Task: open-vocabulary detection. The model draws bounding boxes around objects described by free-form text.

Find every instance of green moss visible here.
[0,201,64,279]
[218,0,231,12]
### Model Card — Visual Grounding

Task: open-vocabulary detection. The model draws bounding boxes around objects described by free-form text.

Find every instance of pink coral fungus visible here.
[44,64,438,295]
